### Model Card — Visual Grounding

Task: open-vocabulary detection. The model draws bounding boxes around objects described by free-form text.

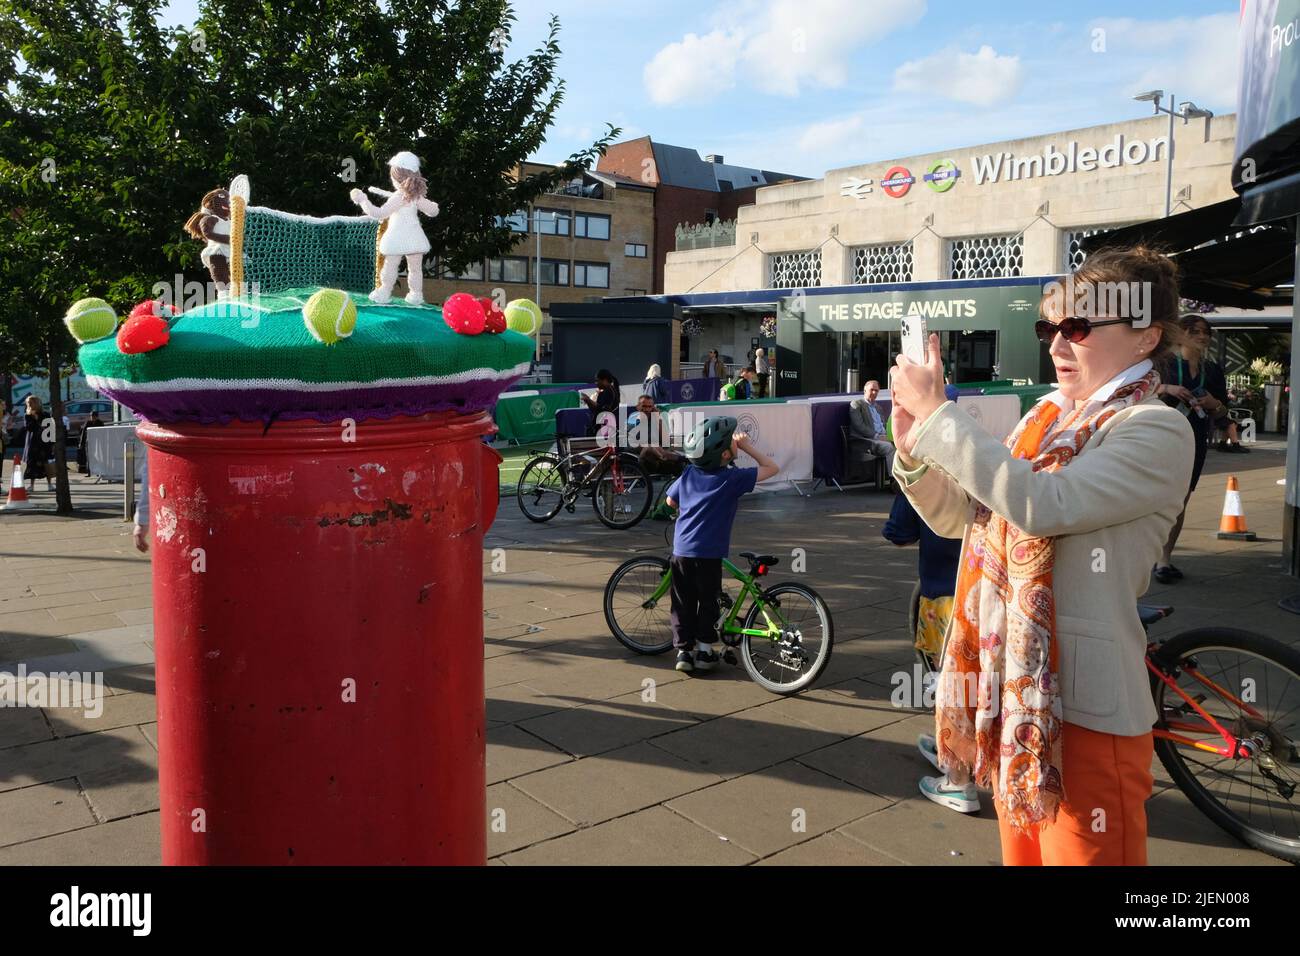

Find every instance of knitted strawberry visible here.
[118,313,171,354]
[478,297,506,334]
[443,293,486,335]
[129,299,181,321]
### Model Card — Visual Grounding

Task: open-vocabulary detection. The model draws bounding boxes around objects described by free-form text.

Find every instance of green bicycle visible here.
[603,549,834,695]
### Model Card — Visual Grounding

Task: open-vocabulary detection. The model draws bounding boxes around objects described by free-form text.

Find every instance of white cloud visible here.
[892,45,1024,107]
[1090,14,1238,111]
[643,30,743,106]
[644,0,927,105]
[797,114,865,155]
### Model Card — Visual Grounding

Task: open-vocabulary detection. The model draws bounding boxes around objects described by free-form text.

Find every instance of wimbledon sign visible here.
[970,133,1170,185]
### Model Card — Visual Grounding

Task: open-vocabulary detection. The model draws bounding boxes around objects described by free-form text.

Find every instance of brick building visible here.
[597,137,807,294]
[417,162,655,357]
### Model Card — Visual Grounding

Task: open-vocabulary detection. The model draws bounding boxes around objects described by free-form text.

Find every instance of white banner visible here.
[661,402,814,492]
[86,424,145,481]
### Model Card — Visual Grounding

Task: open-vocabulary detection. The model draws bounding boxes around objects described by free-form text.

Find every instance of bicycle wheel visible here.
[740,582,834,695]
[592,454,653,530]
[603,556,674,655]
[1150,627,1300,863]
[516,453,565,522]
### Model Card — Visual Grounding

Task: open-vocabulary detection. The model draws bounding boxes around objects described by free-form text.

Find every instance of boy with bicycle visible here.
[664,416,779,673]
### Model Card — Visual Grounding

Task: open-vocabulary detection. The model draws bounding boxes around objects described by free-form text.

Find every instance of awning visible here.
[1080,197,1294,309]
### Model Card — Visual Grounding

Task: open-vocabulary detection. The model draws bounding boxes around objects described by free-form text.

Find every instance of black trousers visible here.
[669,555,722,650]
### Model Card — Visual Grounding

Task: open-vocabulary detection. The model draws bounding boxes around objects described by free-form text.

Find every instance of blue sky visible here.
[164,0,1240,177]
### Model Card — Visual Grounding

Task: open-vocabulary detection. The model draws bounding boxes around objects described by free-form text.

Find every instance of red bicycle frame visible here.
[1147,643,1264,760]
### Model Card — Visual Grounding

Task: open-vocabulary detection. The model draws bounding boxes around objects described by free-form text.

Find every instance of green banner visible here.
[494,391,578,443]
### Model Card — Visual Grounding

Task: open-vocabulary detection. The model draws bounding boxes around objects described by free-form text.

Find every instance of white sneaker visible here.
[917,733,941,772]
[404,288,425,306]
[369,287,393,304]
[918,775,980,813]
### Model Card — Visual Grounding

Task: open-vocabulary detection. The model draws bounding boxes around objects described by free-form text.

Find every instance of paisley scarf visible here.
[934,367,1160,832]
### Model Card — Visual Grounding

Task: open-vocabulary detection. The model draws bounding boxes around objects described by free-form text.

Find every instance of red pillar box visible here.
[138,413,501,865]
[70,221,534,863]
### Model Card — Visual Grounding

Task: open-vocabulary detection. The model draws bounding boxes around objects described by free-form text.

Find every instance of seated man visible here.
[847,379,895,475]
[627,395,685,476]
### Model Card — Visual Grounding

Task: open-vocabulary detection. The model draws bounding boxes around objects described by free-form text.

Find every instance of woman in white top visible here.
[350,151,440,306]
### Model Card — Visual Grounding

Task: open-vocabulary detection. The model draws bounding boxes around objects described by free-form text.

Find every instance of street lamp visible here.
[530,209,558,364]
[1132,90,1214,218]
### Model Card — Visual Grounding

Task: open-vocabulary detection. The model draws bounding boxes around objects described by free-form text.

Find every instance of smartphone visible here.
[900,315,928,365]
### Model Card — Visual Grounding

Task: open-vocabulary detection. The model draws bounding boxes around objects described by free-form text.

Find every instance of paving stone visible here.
[757,830,905,865]
[510,741,724,827]
[667,760,891,857]
[796,712,937,803]
[486,724,572,784]
[45,691,155,738]
[1146,786,1291,866]
[0,705,54,749]
[0,780,98,846]
[838,796,1003,865]
[486,682,576,724]
[0,811,160,865]
[649,699,844,778]
[77,730,160,821]
[485,782,576,857]
[0,724,158,794]
[500,806,756,866]
[519,690,699,758]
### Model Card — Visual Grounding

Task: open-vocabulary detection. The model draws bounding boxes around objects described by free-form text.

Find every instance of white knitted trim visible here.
[246,205,374,226]
[85,361,531,394]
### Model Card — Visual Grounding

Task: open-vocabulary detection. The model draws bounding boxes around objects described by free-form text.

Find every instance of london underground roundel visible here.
[881,166,915,198]
[924,158,961,192]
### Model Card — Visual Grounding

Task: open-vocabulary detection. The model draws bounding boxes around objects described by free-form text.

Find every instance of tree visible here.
[0,0,617,514]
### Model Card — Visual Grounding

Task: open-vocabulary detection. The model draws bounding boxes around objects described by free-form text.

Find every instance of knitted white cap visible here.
[389,151,421,173]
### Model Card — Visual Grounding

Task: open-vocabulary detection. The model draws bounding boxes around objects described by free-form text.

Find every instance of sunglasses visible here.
[1035,317,1132,345]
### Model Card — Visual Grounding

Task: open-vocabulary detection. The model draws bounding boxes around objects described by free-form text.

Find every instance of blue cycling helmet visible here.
[684,416,737,471]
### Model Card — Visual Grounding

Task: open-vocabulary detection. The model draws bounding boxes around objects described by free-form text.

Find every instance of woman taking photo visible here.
[1152,314,1231,584]
[888,246,1192,866]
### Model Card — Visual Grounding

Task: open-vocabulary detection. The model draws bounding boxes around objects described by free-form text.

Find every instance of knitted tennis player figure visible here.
[349,151,440,306]
[184,188,232,294]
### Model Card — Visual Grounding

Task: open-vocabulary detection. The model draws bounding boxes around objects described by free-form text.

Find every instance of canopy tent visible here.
[1080,197,1295,309]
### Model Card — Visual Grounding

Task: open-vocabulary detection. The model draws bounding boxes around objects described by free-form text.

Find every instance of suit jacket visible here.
[848,399,886,442]
[894,397,1193,737]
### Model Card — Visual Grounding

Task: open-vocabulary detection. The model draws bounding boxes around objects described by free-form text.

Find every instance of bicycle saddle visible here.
[1137,604,1174,627]
[739,551,778,567]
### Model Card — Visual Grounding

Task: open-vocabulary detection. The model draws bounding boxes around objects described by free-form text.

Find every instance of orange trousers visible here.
[996,722,1154,866]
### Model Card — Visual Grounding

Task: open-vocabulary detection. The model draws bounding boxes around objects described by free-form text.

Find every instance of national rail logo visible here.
[924,158,961,192]
[880,166,915,198]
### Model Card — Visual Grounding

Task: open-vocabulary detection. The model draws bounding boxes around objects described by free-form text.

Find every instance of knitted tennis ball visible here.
[64,298,118,344]
[504,298,542,336]
[443,293,486,335]
[117,314,171,354]
[302,288,357,345]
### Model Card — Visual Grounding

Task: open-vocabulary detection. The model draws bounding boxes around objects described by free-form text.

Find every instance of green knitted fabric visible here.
[241,207,380,294]
[78,288,534,424]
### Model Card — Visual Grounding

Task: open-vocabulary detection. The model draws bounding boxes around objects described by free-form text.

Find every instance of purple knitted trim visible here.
[97,375,523,426]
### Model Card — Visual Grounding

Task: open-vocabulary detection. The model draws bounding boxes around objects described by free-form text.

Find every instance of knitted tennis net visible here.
[238,206,379,295]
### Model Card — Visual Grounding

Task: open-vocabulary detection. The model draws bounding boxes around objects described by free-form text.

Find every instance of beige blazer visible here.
[894,397,1194,737]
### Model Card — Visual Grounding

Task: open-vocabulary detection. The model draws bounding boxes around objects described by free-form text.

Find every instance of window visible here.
[496,210,528,233]
[852,242,914,284]
[574,213,610,240]
[624,288,647,297]
[427,257,485,281]
[769,250,822,289]
[538,258,569,286]
[574,262,609,288]
[1062,224,1130,272]
[488,257,529,284]
[948,234,1023,279]
[624,242,647,258]
[534,208,571,235]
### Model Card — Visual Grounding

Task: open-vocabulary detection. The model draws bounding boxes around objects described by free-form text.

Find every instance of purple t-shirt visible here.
[666,465,759,559]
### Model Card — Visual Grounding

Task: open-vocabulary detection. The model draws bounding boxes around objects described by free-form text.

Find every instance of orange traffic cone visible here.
[2,454,33,510]
[1216,476,1256,541]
